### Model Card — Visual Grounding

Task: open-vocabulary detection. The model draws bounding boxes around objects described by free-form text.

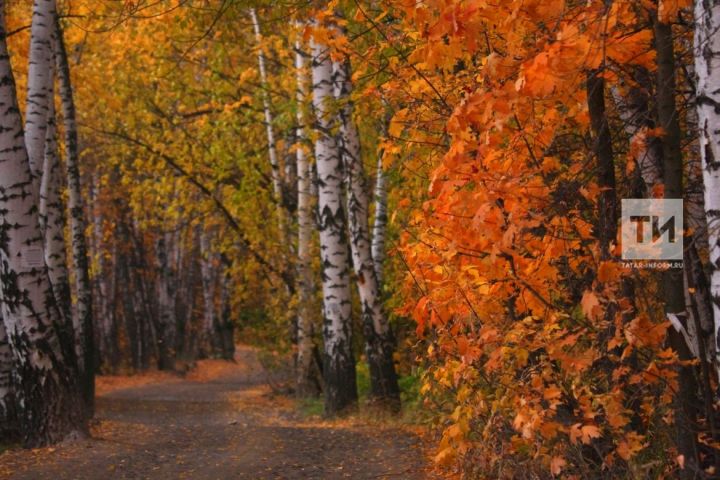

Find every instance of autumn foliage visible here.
[368,0,716,477]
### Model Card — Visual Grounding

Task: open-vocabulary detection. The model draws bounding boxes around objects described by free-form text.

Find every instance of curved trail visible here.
[1,347,428,479]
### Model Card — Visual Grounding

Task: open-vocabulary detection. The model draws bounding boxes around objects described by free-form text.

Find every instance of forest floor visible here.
[0,346,432,479]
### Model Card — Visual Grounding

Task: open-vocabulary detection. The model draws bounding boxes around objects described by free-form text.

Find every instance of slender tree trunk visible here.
[217,264,236,361]
[311,32,357,415]
[249,8,285,225]
[25,0,57,188]
[334,57,400,409]
[284,129,298,210]
[128,220,157,370]
[118,253,140,370]
[655,16,700,477]
[55,15,94,411]
[173,226,193,362]
[199,229,218,358]
[295,35,320,397]
[250,8,297,350]
[695,0,720,380]
[155,234,177,370]
[371,142,388,285]
[39,96,73,335]
[103,242,119,370]
[586,70,617,260]
[0,8,85,445]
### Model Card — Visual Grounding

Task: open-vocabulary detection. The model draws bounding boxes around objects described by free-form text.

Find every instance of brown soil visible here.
[0,346,431,479]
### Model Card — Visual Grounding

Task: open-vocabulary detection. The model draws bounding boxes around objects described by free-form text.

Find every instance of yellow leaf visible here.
[388,108,408,137]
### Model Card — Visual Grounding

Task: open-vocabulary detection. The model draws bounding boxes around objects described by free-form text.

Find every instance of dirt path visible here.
[0,346,429,479]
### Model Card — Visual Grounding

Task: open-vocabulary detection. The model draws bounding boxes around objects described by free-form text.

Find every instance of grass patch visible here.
[294,363,429,425]
[297,396,325,417]
[356,362,371,399]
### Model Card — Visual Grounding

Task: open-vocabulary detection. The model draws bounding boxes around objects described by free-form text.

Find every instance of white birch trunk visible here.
[311,33,357,414]
[334,57,399,406]
[25,0,57,186]
[682,42,715,365]
[371,140,388,285]
[250,9,285,227]
[0,8,84,445]
[295,35,319,396]
[39,96,73,330]
[694,0,720,375]
[55,15,94,407]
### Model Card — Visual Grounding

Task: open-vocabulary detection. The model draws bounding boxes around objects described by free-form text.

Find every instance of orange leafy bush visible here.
[377,0,686,476]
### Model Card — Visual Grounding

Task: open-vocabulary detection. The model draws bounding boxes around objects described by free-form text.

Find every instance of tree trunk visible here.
[128,220,157,370]
[334,57,400,409]
[155,234,177,370]
[55,15,94,410]
[655,15,700,477]
[295,35,321,397]
[371,132,388,285]
[0,9,85,445]
[119,254,141,370]
[217,265,236,361]
[0,316,16,440]
[311,32,357,415]
[695,0,720,381]
[173,226,196,362]
[586,70,617,260]
[199,229,219,358]
[39,95,73,332]
[249,8,285,227]
[25,0,57,188]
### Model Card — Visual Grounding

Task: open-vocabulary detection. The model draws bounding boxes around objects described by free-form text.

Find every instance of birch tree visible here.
[695,0,720,377]
[39,98,73,329]
[334,57,400,407]
[311,32,357,414]
[295,34,320,396]
[249,8,285,229]
[55,14,94,407]
[0,5,85,445]
[371,116,390,285]
[25,0,57,187]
